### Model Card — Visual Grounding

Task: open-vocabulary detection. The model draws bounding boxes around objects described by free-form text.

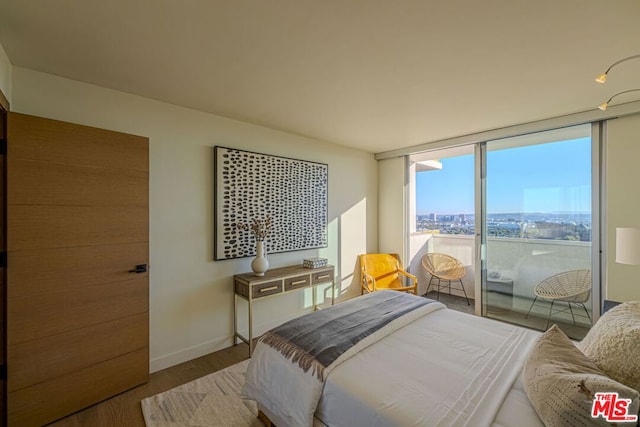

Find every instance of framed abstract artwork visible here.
[213,146,328,260]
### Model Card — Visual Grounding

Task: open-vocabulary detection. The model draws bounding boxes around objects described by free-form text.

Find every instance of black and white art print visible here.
[214,146,328,260]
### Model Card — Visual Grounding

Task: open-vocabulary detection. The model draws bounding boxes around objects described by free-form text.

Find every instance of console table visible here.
[233,264,335,355]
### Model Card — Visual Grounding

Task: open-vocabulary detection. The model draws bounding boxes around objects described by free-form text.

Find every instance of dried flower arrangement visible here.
[237,216,272,241]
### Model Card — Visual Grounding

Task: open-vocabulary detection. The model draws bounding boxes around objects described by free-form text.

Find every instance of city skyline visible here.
[416,212,592,241]
[415,137,592,215]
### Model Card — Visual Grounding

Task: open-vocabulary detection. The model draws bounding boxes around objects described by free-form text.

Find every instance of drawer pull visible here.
[291,280,307,286]
[259,286,278,293]
[316,274,330,280]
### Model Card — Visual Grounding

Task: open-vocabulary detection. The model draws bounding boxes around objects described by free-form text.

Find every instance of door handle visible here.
[129,264,148,274]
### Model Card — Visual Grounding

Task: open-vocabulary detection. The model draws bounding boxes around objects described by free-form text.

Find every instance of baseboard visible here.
[149,336,232,373]
[149,312,313,373]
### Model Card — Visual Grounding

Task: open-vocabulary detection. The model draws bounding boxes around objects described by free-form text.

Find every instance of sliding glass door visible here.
[409,124,598,339]
[481,125,594,339]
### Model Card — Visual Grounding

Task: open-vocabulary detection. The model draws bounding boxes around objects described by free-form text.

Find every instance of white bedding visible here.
[315,308,544,427]
[248,301,545,427]
[244,297,444,426]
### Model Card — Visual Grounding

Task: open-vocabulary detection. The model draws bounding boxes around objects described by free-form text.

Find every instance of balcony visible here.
[409,233,592,339]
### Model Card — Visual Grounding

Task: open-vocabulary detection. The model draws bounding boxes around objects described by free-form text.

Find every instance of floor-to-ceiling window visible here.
[408,146,475,301]
[482,125,593,339]
[409,124,597,339]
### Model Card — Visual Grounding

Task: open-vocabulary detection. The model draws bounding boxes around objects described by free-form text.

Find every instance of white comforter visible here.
[245,301,542,427]
[243,299,444,426]
[316,307,542,427]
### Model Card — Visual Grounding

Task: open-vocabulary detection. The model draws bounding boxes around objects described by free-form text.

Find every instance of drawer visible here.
[284,274,309,291]
[251,280,282,299]
[312,269,334,285]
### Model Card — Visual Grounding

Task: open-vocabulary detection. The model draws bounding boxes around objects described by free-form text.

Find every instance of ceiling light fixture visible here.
[595,54,640,84]
[598,89,640,110]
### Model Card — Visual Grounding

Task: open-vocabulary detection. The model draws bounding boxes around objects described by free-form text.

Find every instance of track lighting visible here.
[594,54,640,110]
[595,54,640,84]
[598,89,640,110]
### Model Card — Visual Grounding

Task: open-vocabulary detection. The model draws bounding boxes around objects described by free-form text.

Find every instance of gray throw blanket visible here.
[259,290,434,381]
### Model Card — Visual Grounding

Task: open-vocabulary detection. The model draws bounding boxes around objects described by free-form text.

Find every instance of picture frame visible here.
[213,146,328,260]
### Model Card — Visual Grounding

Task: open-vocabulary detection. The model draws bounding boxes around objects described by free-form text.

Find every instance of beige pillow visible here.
[523,325,639,427]
[578,301,640,392]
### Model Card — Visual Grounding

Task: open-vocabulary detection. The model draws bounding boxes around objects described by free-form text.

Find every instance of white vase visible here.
[251,240,269,276]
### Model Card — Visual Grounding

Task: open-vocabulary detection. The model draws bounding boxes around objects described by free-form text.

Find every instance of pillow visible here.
[578,301,640,392]
[523,325,639,427]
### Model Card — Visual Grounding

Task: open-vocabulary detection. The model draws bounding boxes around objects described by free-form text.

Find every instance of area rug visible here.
[141,359,264,427]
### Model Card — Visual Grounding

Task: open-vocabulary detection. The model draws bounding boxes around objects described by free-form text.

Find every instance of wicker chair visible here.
[360,253,418,295]
[525,269,592,329]
[421,253,470,305]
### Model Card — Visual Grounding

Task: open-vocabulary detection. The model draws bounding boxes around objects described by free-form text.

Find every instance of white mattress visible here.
[315,308,544,427]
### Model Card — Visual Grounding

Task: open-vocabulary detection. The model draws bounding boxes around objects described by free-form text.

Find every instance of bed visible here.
[242,291,640,427]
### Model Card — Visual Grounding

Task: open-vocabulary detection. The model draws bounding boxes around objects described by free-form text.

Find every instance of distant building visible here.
[416,213,591,241]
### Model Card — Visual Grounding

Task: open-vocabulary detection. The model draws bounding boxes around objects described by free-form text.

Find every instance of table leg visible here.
[248,297,253,355]
[312,283,317,310]
[331,278,335,305]
[233,293,238,345]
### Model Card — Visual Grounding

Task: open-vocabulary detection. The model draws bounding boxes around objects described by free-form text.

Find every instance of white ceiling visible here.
[1,1,639,154]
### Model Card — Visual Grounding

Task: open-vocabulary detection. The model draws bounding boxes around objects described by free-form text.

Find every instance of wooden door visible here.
[6,113,149,426]
[0,94,7,427]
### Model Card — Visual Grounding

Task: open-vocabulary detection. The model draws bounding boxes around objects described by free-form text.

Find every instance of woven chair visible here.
[360,253,418,295]
[525,269,592,329]
[421,253,470,305]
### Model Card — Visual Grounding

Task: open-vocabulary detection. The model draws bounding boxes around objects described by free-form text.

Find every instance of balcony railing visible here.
[409,232,592,325]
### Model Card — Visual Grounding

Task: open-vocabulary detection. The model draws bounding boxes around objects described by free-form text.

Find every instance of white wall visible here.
[0,41,11,104]
[11,67,378,372]
[377,157,406,263]
[606,113,640,302]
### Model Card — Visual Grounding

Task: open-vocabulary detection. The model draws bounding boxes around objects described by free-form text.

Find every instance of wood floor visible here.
[46,344,250,427]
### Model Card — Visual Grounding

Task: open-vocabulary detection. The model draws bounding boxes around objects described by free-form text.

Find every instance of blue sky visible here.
[415,137,592,215]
